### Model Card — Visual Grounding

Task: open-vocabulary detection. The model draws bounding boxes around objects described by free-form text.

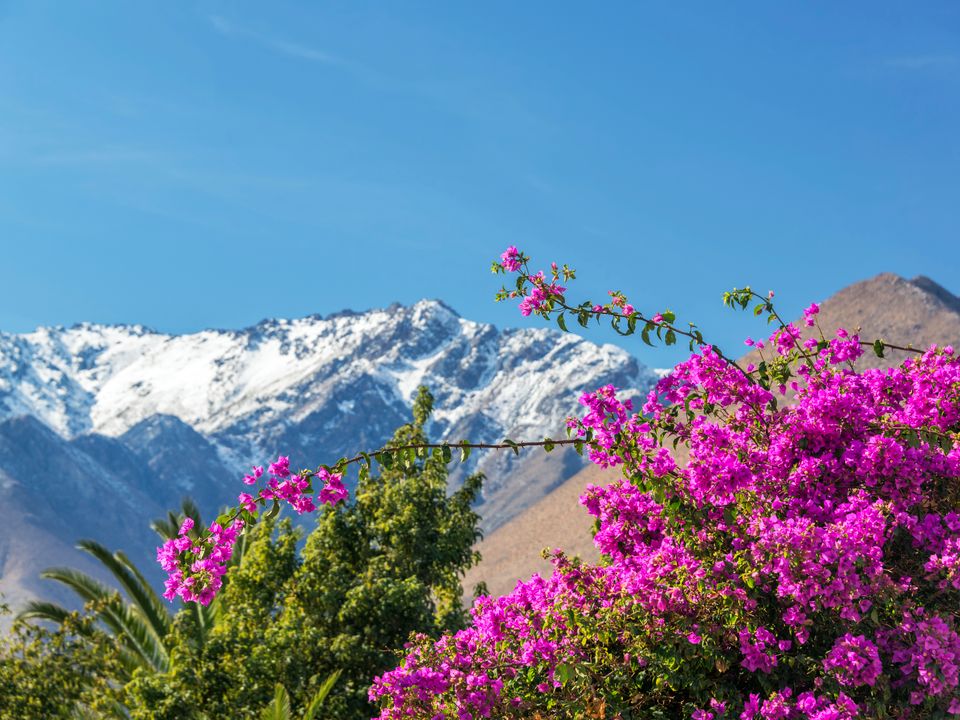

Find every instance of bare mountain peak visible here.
[832,272,959,306]
[908,275,960,314]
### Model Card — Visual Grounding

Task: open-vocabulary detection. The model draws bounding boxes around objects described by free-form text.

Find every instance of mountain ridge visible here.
[0,299,658,616]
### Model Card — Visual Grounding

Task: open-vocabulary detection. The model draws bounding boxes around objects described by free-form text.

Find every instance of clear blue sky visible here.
[1,2,958,365]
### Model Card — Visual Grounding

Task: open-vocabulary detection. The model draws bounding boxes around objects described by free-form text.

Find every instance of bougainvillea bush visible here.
[160,248,960,719]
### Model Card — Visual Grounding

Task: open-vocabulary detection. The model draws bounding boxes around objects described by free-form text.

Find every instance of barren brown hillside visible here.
[464,273,960,599]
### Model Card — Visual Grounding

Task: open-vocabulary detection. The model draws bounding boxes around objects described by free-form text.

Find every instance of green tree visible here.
[0,603,126,719]
[126,386,484,719]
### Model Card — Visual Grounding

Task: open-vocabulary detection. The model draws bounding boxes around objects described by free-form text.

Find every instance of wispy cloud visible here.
[209,14,346,67]
[885,54,958,70]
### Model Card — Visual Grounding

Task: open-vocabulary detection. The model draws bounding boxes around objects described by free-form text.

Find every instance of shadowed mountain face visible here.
[465,273,960,599]
[0,300,656,614]
[0,414,237,615]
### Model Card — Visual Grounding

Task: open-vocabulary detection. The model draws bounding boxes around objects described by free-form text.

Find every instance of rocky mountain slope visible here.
[465,273,960,598]
[0,299,657,613]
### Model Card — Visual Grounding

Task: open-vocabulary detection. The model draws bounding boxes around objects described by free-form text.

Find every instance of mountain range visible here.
[0,299,656,613]
[5,273,957,617]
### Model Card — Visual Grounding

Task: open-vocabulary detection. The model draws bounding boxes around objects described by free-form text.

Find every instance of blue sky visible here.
[1,2,958,365]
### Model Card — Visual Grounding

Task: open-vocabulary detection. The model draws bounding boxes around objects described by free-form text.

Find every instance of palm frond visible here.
[34,567,169,673]
[260,684,292,720]
[303,671,341,720]
[15,599,76,627]
[151,497,203,541]
[76,540,171,641]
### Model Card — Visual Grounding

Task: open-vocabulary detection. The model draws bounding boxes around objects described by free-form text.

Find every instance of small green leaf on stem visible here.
[263,499,280,522]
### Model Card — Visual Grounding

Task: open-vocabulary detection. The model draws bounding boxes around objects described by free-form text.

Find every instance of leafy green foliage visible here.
[125,386,484,719]
[17,539,173,678]
[0,604,126,719]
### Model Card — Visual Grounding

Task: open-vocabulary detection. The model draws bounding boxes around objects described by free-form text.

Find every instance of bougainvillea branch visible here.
[156,436,586,605]
[493,246,753,379]
[157,246,960,718]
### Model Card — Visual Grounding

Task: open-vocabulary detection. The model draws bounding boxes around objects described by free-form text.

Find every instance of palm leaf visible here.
[16,600,77,627]
[33,567,169,673]
[303,671,341,720]
[152,497,203,541]
[260,684,292,720]
[76,540,171,641]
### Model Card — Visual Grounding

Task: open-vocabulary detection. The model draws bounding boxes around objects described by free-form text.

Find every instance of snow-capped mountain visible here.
[0,300,656,613]
[0,300,652,462]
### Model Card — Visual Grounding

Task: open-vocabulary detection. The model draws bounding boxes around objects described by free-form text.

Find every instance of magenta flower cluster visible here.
[156,455,347,604]
[156,515,243,605]
[823,634,882,688]
[517,270,566,317]
[365,250,960,718]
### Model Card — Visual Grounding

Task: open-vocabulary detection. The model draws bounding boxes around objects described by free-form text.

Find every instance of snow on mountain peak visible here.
[0,302,657,468]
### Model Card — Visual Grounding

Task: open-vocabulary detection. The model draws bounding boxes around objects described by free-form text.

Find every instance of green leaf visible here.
[459,442,472,463]
[543,438,555,452]
[556,313,568,332]
[503,438,520,456]
[873,339,885,358]
[662,310,676,324]
[665,329,677,345]
[441,444,452,463]
[556,663,575,686]
[263,499,280,523]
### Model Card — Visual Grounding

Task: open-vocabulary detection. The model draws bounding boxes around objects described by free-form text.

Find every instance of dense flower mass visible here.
[366,249,960,718]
